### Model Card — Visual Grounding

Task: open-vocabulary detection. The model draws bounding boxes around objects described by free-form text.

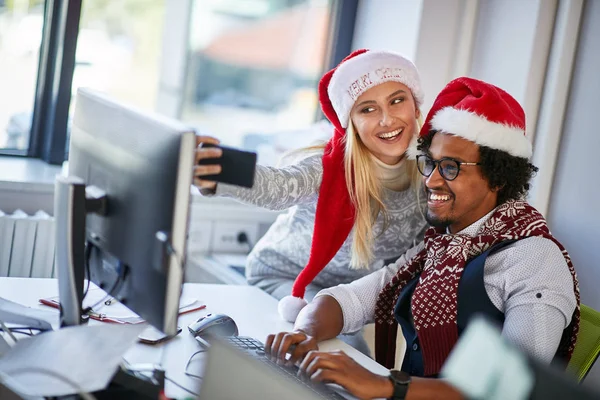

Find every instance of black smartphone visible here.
[198,143,257,188]
[138,326,182,345]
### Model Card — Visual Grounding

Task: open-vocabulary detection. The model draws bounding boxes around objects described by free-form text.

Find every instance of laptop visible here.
[199,336,358,399]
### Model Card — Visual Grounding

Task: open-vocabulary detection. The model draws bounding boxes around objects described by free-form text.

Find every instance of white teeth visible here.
[377,128,403,139]
[430,193,451,201]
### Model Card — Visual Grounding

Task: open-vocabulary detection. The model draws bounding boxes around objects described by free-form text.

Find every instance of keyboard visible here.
[225,336,346,400]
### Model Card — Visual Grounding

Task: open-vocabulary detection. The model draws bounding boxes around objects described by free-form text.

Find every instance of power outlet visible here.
[212,221,259,254]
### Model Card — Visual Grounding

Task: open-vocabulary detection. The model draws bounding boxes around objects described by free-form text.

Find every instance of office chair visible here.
[567,304,600,382]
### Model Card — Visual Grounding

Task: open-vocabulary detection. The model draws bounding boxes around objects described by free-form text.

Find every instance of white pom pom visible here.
[278,295,308,322]
[405,133,420,160]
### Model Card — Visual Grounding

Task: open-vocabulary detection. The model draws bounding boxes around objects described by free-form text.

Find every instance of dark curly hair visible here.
[417,130,539,205]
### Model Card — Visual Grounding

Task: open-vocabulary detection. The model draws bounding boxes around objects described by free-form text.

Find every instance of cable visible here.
[184,349,206,380]
[83,241,93,298]
[7,329,35,337]
[0,366,97,400]
[0,321,17,343]
[1,326,42,339]
[123,351,201,398]
[83,265,125,314]
[164,375,199,397]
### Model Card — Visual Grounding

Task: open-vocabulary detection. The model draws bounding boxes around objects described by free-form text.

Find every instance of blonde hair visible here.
[345,114,424,269]
[287,114,424,270]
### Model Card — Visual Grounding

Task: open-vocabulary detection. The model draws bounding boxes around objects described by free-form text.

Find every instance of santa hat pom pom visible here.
[405,133,420,160]
[278,295,308,323]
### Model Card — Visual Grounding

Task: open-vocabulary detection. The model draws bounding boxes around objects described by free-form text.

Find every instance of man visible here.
[264,77,579,400]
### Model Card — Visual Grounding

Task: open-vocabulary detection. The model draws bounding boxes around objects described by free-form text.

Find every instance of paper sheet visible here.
[0,324,145,397]
[41,288,203,324]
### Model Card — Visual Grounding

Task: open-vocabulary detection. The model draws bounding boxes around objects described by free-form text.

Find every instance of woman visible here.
[195,50,428,329]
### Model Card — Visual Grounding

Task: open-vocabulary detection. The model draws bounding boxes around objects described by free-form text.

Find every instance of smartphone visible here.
[138,325,182,345]
[198,143,257,188]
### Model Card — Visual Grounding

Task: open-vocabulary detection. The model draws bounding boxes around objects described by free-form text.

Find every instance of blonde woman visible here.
[195,50,428,351]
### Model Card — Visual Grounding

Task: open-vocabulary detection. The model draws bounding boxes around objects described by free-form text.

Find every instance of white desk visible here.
[0,278,388,398]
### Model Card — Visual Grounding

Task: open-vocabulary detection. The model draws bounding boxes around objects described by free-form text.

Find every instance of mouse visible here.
[187,313,239,337]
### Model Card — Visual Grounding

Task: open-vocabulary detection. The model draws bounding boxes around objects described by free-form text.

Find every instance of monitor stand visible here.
[54,175,107,327]
[54,175,165,399]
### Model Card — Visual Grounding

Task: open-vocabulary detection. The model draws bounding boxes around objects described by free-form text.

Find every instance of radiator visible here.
[0,210,56,278]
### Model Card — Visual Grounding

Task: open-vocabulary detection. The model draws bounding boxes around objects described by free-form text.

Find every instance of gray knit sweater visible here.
[215,154,428,289]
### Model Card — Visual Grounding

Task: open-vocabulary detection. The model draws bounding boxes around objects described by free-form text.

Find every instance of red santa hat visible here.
[411,76,531,158]
[278,49,423,322]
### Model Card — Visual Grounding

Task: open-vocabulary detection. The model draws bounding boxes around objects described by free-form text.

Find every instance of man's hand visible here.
[264,330,318,365]
[298,350,393,400]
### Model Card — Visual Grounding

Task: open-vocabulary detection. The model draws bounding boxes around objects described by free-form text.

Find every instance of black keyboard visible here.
[225,336,346,400]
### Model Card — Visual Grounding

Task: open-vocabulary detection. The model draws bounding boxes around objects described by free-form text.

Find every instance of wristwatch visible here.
[387,369,411,400]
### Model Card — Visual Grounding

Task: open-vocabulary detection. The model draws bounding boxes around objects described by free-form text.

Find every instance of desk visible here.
[0,278,388,399]
[185,254,248,285]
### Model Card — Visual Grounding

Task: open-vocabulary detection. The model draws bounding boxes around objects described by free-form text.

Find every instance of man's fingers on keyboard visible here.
[277,333,300,363]
[264,334,275,355]
[309,368,338,385]
[269,333,285,361]
[289,343,308,364]
[290,340,316,364]
[304,352,341,378]
[298,349,321,375]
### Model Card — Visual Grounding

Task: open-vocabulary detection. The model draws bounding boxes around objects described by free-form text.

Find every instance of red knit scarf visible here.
[374,200,580,376]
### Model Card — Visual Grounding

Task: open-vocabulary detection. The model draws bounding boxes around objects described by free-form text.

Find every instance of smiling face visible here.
[424,132,499,233]
[349,81,419,165]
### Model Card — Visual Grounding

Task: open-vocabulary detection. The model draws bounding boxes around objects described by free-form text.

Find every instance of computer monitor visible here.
[54,88,196,336]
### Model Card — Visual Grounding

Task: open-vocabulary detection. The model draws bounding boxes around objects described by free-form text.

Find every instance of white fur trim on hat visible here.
[278,295,308,323]
[405,132,420,160]
[328,51,423,129]
[431,107,532,158]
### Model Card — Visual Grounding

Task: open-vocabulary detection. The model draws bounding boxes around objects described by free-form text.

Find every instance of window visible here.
[64,0,166,156]
[0,0,356,164]
[0,0,45,153]
[74,1,165,114]
[181,0,335,165]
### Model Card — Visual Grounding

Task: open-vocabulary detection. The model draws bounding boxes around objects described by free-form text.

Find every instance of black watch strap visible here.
[388,370,411,400]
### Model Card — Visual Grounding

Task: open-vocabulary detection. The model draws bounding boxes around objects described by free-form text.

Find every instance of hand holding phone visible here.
[194,136,222,190]
[196,142,257,189]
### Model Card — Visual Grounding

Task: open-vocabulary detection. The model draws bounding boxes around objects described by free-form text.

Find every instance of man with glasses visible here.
[264,77,579,400]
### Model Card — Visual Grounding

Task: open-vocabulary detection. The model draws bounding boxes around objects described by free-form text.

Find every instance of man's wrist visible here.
[387,370,411,399]
[294,327,316,341]
[380,375,395,399]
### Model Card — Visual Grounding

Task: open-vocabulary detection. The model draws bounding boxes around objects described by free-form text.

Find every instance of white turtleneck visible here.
[371,155,412,191]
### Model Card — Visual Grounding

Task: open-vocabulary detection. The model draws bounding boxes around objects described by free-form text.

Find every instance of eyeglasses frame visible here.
[416,154,481,181]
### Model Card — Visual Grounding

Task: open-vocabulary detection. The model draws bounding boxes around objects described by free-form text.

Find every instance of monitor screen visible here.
[59,88,196,335]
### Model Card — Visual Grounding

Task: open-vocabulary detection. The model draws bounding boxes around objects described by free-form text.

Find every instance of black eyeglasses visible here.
[416,154,481,181]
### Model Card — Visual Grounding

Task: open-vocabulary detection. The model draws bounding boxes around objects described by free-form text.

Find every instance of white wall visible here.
[546,0,600,386]
[470,0,555,141]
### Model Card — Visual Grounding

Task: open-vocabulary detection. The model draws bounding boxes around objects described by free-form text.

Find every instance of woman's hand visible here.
[298,350,393,400]
[264,330,319,366]
[194,135,222,190]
